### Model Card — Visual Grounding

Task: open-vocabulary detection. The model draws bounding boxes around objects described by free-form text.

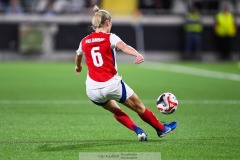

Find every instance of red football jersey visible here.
[81,32,118,82]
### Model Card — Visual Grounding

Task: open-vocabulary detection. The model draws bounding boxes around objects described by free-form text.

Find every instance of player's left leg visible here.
[102,100,147,141]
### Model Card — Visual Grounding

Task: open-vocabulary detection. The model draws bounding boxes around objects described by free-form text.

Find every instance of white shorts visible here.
[86,80,134,106]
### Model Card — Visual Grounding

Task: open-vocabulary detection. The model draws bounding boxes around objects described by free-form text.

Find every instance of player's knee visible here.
[134,103,146,114]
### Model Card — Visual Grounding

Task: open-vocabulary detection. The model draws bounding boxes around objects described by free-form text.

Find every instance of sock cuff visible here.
[113,108,125,117]
[139,108,150,117]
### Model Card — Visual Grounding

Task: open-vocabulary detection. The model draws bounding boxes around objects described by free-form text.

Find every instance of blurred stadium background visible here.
[0,0,239,61]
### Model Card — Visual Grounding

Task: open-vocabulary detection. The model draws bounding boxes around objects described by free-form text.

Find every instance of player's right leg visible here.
[123,93,178,138]
[101,79,177,138]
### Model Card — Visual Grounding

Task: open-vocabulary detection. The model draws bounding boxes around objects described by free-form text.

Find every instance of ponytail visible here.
[92,5,111,30]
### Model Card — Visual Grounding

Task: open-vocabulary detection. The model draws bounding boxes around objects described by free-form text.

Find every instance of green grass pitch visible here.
[0,61,240,160]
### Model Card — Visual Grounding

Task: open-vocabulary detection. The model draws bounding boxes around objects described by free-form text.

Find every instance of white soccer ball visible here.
[156,92,178,114]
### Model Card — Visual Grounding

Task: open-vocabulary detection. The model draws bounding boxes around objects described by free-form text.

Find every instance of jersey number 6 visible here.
[91,47,103,67]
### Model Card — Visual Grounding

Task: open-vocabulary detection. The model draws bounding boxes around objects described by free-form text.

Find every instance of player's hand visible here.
[75,65,82,76]
[134,54,144,64]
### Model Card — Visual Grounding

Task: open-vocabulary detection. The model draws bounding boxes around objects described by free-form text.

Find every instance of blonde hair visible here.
[92,5,111,30]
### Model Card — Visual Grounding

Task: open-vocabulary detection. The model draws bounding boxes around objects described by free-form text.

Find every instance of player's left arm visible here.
[75,41,84,76]
[75,54,83,75]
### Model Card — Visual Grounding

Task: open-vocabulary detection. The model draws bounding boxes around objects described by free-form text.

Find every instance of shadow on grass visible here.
[37,139,159,152]
[0,139,167,152]
[37,136,237,150]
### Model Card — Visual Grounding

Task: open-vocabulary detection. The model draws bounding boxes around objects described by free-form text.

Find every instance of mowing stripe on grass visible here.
[0,100,240,105]
[141,62,240,81]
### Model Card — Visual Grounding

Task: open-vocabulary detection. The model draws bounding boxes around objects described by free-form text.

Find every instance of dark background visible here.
[0,23,239,53]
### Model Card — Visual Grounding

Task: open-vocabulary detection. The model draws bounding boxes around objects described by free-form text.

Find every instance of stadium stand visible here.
[0,0,239,61]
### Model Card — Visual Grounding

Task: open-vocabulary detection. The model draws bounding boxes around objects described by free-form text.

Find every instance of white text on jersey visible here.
[86,38,105,43]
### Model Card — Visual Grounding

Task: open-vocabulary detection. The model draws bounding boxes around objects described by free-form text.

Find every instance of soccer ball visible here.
[156,92,178,114]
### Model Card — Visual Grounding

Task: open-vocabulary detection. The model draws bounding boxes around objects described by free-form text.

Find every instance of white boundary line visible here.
[141,62,240,81]
[0,100,90,105]
[0,100,240,105]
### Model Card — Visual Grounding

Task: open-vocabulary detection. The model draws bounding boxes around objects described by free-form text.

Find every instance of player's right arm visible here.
[110,34,144,64]
[116,41,144,64]
[75,41,84,76]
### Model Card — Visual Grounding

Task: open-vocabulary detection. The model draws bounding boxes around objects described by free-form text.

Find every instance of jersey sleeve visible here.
[110,34,122,48]
[76,41,83,55]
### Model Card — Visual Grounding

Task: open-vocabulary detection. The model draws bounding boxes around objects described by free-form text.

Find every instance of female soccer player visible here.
[75,5,177,141]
